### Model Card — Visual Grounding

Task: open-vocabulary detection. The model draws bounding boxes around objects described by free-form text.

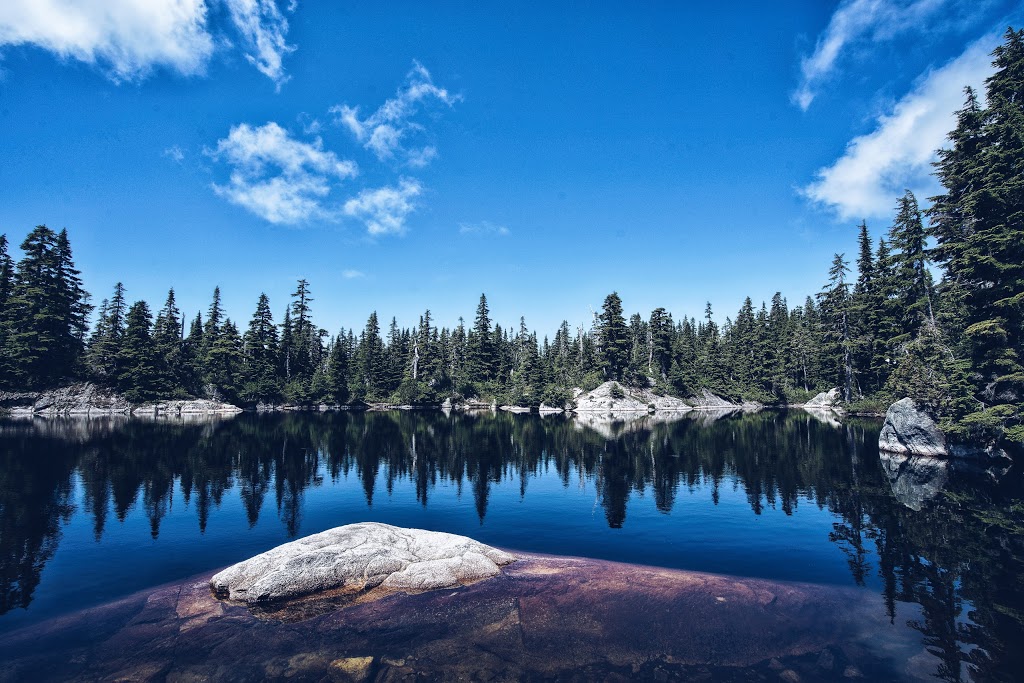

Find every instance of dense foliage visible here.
[0,29,1022,446]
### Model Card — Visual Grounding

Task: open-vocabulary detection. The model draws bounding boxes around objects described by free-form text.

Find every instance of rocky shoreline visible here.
[0,380,843,419]
[0,527,936,682]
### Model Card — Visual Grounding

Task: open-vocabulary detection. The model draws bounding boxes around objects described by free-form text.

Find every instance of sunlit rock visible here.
[804,388,841,409]
[878,452,949,511]
[878,399,948,457]
[573,381,692,413]
[211,522,516,605]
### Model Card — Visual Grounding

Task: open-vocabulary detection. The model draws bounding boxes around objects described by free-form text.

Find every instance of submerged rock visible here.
[878,399,948,457]
[2,553,931,682]
[210,522,516,606]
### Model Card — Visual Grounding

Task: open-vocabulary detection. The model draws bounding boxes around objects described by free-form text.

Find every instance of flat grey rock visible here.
[210,522,516,605]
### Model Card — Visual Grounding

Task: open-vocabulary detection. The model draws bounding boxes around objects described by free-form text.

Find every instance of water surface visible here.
[0,409,1021,681]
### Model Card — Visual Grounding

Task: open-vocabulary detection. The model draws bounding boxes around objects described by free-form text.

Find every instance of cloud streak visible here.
[801,33,997,220]
[0,0,296,85]
[793,0,967,110]
[331,61,458,166]
[343,178,422,236]
[209,121,357,224]
[223,0,295,89]
[459,221,509,237]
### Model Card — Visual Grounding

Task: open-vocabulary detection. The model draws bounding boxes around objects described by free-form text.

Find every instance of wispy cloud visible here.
[163,145,185,163]
[330,61,458,166]
[343,178,422,236]
[341,269,365,279]
[793,0,977,111]
[459,221,510,237]
[208,121,357,224]
[801,33,997,220]
[0,0,297,85]
[223,0,295,89]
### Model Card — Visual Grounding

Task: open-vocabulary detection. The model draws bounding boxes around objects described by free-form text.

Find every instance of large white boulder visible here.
[210,522,516,605]
[878,398,948,457]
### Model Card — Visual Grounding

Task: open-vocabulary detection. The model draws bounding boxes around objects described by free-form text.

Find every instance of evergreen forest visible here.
[1,29,1022,449]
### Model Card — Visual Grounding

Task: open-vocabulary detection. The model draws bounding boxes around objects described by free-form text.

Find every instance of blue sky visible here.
[1,1,1021,337]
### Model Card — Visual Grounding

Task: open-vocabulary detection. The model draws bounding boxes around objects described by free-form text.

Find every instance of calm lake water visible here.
[1,409,1022,681]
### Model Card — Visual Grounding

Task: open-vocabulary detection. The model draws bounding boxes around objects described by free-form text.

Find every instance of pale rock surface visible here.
[878,398,948,457]
[686,389,739,409]
[804,388,841,408]
[1,383,130,416]
[132,399,243,416]
[573,381,691,413]
[210,522,516,605]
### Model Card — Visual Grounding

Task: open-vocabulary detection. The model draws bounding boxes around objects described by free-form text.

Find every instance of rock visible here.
[499,405,532,414]
[804,388,841,408]
[132,399,243,417]
[878,452,949,511]
[331,656,374,681]
[210,522,516,605]
[440,398,452,410]
[1,383,131,416]
[538,402,564,414]
[573,381,692,414]
[879,398,1010,462]
[878,398,949,457]
[686,389,738,409]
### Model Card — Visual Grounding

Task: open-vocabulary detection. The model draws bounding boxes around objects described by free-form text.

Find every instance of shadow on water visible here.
[0,409,1022,680]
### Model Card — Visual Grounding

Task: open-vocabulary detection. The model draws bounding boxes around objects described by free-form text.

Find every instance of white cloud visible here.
[0,0,214,81]
[209,121,357,224]
[331,61,458,166]
[343,178,422,236]
[459,221,509,237]
[0,0,296,85]
[341,269,364,279]
[801,34,997,220]
[223,0,294,89]
[163,145,185,162]
[793,0,968,110]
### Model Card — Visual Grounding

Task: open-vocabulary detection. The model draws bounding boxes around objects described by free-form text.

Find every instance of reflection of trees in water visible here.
[0,411,1022,681]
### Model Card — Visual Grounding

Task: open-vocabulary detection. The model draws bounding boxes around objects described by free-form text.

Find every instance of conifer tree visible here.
[240,293,280,404]
[467,294,494,383]
[597,292,629,381]
[117,300,164,402]
[818,254,857,401]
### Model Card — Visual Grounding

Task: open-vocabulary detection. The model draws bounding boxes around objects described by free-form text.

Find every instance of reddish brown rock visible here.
[0,554,936,682]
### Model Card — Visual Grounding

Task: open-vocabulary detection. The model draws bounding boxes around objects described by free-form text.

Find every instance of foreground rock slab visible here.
[0,553,941,682]
[211,522,516,605]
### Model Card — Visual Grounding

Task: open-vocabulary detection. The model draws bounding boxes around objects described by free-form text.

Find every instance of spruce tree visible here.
[929,30,1024,412]
[117,300,164,402]
[240,293,280,404]
[467,294,494,384]
[597,292,629,381]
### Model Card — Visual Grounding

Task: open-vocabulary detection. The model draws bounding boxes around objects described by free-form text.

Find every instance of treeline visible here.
[0,29,1021,445]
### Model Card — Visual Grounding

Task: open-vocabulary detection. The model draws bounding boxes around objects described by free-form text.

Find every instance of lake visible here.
[0,409,1022,681]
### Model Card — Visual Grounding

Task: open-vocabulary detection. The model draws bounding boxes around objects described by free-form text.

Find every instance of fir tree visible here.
[597,292,629,381]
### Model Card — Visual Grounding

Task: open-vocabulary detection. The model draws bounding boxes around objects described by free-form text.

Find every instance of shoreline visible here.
[0,549,930,682]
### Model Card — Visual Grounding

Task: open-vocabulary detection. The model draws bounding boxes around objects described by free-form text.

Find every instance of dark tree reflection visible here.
[0,409,1021,681]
